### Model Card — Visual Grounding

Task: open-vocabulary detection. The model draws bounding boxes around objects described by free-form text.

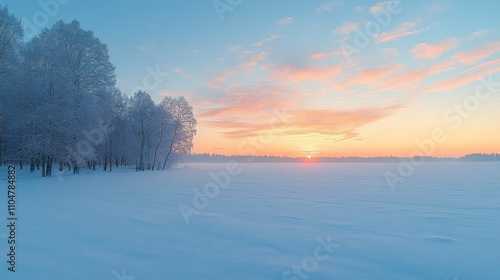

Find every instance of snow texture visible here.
[0,162,499,279]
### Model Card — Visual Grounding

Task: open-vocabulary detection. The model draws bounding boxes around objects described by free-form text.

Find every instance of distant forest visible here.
[0,6,197,176]
[187,153,500,163]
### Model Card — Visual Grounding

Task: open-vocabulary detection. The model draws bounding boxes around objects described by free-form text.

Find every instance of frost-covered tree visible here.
[0,5,24,165]
[15,20,116,176]
[0,8,197,176]
[160,96,197,169]
[128,91,157,171]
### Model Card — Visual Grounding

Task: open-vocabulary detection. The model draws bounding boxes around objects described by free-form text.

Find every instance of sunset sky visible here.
[5,0,500,157]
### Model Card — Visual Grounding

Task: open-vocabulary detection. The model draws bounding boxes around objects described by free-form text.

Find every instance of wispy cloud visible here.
[423,59,500,94]
[337,64,404,90]
[450,40,500,65]
[281,106,403,139]
[206,76,226,89]
[378,60,456,92]
[333,22,359,35]
[137,41,158,51]
[374,20,438,43]
[254,34,283,47]
[316,1,341,13]
[383,48,400,57]
[203,100,403,140]
[465,29,491,40]
[375,41,500,93]
[239,51,269,70]
[410,37,460,60]
[268,64,342,84]
[171,67,191,78]
[369,1,400,14]
[198,83,301,121]
[310,50,344,60]
[278,17,295,26]
[424,3,450,15]
[229,45,243,53]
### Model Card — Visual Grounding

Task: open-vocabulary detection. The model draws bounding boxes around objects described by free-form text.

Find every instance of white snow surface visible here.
[0,162,499,279]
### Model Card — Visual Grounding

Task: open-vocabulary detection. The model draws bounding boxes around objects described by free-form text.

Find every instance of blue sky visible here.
[3,0,499,156]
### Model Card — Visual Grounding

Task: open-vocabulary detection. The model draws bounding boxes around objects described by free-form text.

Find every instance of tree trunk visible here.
[30,158,35,172]
[163,122,179,170]
[109,146,112,172]
[103,151,108,171]
[73,164,80,174]
[152,122,164,170]
[41,156,46,177]
[45,156,52,177]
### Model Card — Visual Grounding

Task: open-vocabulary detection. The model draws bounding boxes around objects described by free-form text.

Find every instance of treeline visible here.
[0,6,196,176]
[187,154,451,163]
[460,153,500,162]
[187,153,500,163]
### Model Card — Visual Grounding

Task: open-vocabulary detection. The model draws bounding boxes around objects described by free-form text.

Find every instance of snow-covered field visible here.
[0,162,499,279]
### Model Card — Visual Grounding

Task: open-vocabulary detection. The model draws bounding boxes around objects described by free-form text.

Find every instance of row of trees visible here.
[0,6,196,176]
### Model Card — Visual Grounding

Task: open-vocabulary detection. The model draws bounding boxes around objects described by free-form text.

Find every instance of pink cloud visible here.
[309,50,344,60]
[338,64,404,89]
[254,34,283,47]
[205,105,403,140]
[378,59,457,92]
[240,60,257,69]
[171,67,191,78]
[374,20,437,43]
[282,106,403,138]
[206,76,226,89]
[197,84,300,118]
[462,58,500,73]
[333,22,359,35]
[423,58,500,93]
[239,51,268,69]
[370,1,400,13]
[450,40,500,65]
[268,64,342,84]
[375,42,499,93]
[410,37,460,60]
